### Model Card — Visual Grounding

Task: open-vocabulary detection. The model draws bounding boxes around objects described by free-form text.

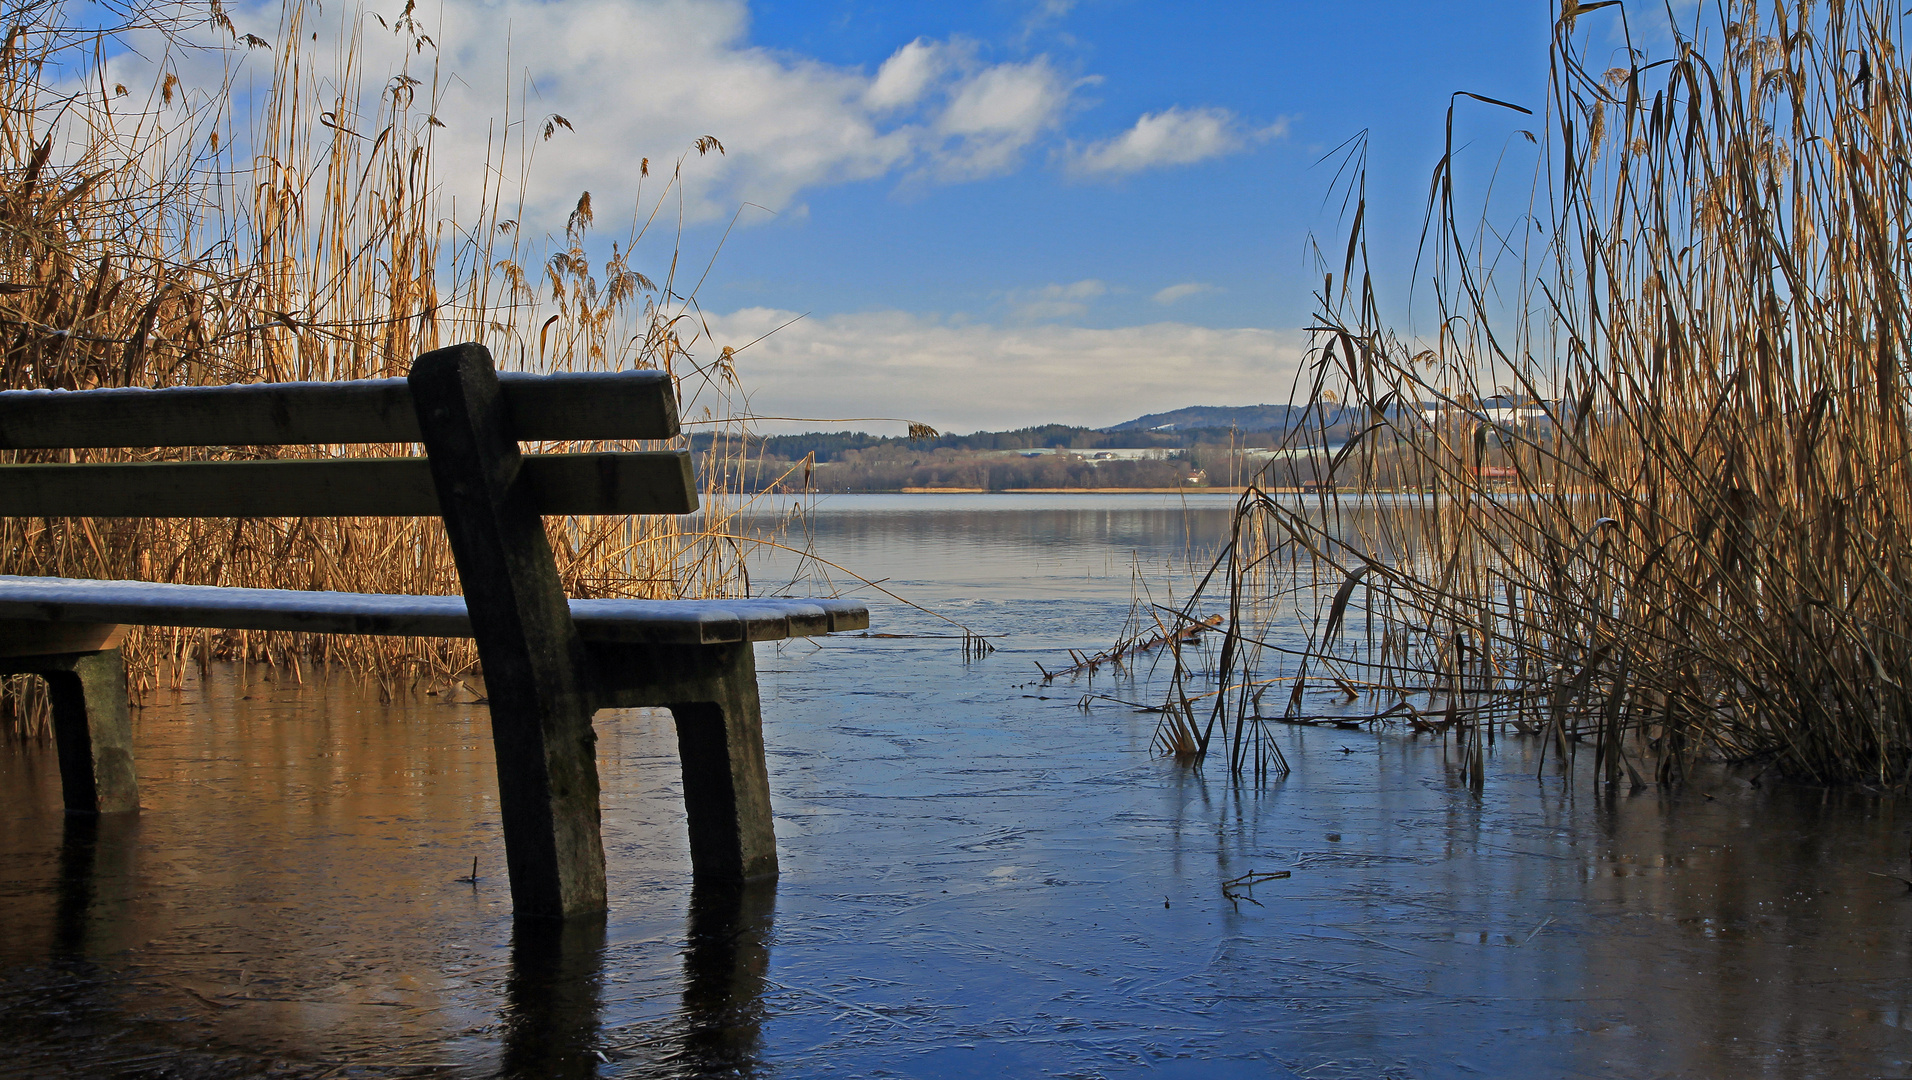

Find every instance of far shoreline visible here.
[893,486,1262,494]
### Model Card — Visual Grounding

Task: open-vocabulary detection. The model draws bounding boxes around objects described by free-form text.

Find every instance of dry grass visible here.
[0,1,781,734]
[1184,0,1912,787]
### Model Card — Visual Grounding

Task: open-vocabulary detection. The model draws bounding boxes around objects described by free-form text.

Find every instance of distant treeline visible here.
[684,400,1559,492]
[728,448,1194,492]
[690,412,1363,463]
[707,444,1345,494]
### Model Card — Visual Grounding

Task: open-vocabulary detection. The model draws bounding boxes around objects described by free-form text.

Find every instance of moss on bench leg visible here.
[42,650,138,815]
[669,641,779,883]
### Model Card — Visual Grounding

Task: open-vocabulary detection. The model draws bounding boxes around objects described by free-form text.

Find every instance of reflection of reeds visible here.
[1200,1,1912,786]
[0,3,777,734]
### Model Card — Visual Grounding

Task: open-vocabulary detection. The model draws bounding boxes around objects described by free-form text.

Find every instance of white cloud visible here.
[864,38,945,111]
[1008,279,1107,321]
[374,0,1083,225]
[1153,282,1216,305]
[706,307,1304,432]
[1027,0,1078,27]
[1069,106,1285,176]
[1017,0,1079,45]
[423,0,918,225]
[98,2,1267,239]
[117,0,1083,235]
[929,57,1072,180]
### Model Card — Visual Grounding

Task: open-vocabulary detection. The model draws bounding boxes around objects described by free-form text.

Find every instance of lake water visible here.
[5,493,1912,1078]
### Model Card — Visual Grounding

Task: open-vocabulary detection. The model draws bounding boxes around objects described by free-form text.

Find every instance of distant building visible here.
[1474,465,1520,489]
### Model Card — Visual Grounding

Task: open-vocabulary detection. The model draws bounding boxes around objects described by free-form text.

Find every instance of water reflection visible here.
[738,493,1243,606]
[677,881,775,1076]
[502,917,607,1079]
[53,812,128,958]
[493,881,777,1079]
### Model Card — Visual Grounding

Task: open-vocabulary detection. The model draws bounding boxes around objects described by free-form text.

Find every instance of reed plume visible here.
[0,0,775,732]
[1198,0,1912,787]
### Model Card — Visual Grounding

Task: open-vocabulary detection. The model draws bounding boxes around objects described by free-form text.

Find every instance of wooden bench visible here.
[0,342,866,919]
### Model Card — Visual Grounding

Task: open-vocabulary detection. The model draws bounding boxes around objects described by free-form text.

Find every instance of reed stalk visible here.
[1196,0,1912,786]
[0,1,776,735]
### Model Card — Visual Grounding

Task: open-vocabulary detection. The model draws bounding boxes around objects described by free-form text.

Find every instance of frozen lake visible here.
[4,493,1912,1078]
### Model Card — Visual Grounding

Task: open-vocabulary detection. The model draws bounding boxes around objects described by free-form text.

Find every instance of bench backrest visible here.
[0,366,697,517]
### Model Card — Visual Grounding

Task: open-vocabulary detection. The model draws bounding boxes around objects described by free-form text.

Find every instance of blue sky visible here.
[712,1,1556,333]
[674,0,1620,431]
[145,1,1688,432]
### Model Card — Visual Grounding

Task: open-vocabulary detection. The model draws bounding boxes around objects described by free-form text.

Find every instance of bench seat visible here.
[0,575,869,646]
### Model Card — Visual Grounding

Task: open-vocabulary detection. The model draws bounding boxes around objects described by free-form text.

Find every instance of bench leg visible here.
[487,692,608,920]
[412,343,607,920]
[669,642,778,883]
[43,650,138,815]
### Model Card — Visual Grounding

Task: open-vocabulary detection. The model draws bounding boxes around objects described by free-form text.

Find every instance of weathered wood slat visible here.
[0,369,678,449]
[572,596,868,643]
[0,576,869,644]
[0,451,699,517]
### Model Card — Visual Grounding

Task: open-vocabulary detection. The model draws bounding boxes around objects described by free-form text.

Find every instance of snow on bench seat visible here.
[0,575,868,646]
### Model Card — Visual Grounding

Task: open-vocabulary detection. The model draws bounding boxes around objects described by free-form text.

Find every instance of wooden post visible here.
[409,342,605,919]
[669,642,779,882]
[42,650,138,815]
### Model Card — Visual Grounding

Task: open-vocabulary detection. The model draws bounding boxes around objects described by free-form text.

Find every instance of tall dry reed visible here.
[1190,0,1912,787]
[0,0,778,732]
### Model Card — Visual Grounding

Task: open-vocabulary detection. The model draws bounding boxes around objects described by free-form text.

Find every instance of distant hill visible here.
[1103,404,1321,433]
[692,405,1368,464]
